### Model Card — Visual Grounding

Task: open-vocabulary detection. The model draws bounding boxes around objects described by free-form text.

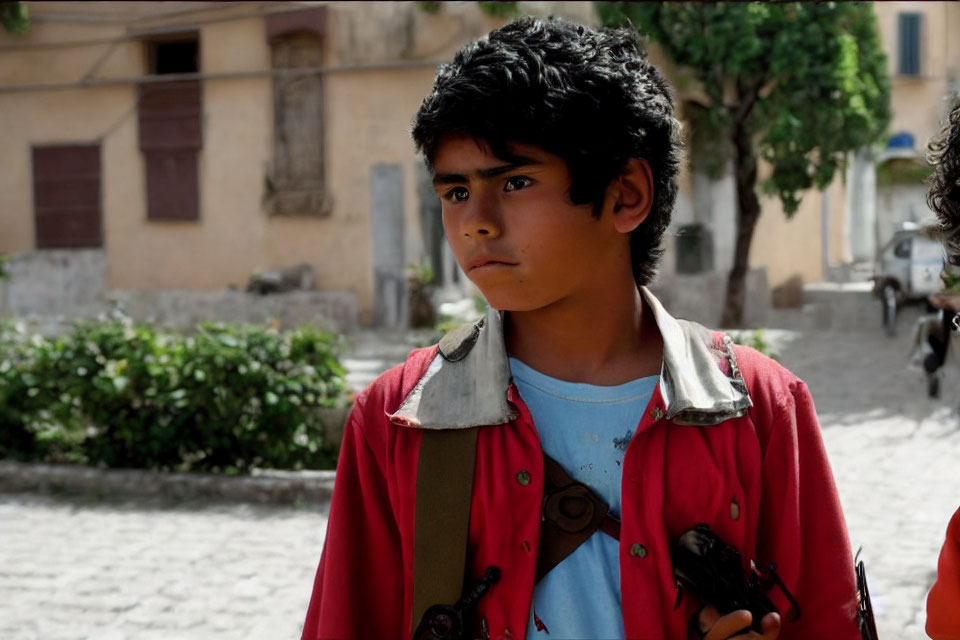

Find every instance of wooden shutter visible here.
[138,80,202,220]
[898,13,921,76]
[32,145,102,248]
[265,8,328,216]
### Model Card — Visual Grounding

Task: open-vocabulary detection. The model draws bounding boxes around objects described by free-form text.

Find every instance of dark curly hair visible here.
[927,97,960,266]
[412,16,683,286]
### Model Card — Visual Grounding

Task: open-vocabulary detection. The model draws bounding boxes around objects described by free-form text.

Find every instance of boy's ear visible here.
[605,158,654,234]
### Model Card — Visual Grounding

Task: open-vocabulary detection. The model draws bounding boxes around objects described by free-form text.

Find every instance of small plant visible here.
[0,2,29,36]
[417,1,442,14]
[0,254,10,280]
[478,1,519,18]
[941,267,960,293]
[729,329,779,362]
[473,293,488,315]
[408,258,438,329]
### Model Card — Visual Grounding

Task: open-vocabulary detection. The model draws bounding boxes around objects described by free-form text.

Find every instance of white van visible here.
[873,224,945,335]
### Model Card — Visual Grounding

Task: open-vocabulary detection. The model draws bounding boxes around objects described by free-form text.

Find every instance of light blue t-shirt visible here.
[509,357,658,640]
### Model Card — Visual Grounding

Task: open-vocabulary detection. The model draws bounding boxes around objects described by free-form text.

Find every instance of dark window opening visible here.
[148,37,199,75]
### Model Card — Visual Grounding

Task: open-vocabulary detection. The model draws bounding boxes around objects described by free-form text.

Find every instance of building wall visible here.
[749,179,827,289]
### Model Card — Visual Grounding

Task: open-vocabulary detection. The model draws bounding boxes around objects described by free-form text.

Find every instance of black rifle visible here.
[856,549,880,640]
[412,566,500,640]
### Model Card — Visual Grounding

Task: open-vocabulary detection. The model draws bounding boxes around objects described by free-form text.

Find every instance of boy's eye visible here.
[504,176,533,192]
[443,187,469,202]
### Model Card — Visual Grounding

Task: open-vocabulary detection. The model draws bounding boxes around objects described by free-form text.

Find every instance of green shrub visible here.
[0,316,347,472]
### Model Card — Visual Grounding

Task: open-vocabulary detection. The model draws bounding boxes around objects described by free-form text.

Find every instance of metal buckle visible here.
[542,482,596,534]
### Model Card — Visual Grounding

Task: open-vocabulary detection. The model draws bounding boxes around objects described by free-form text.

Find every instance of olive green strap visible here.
[411,427,479,639]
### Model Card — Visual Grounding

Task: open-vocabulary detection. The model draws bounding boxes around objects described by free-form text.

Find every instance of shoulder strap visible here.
[537,454,620,582]
[412,427,479,639]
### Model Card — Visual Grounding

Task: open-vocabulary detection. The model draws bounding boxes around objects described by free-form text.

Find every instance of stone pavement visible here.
[2,316,959,639]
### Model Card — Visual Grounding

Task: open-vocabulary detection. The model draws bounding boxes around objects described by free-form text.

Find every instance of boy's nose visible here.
[461,197,502,239]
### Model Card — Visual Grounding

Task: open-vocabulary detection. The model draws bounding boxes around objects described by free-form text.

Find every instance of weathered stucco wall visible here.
[749,172,828,288]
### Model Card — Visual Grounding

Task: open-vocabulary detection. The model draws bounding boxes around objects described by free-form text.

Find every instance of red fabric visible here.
[301,342,860,640]
[927,507,960,639]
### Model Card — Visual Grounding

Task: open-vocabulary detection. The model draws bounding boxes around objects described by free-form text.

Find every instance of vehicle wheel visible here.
[882,284,898,337]
[928,373,940,399]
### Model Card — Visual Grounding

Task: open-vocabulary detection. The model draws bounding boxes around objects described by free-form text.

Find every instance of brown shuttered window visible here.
[139,34,202,222]
[32,145,103,248]
[142,150,200,221]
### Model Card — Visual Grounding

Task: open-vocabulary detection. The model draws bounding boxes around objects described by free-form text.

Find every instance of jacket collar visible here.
[389,287,752,430]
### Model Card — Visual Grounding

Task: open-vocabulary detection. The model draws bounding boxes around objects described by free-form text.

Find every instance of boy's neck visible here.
[504,284,663,386]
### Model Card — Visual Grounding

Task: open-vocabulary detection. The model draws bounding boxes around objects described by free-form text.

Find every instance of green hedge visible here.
[0,315,348,472]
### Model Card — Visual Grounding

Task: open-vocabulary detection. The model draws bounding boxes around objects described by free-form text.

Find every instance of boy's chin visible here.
[477,291,546,313]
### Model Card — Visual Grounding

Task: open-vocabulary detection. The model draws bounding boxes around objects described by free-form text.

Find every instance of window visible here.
[139,32,202,221]
[32,145,102,248]
[894,238,912,259]
[265,8,328,216]
[147,37,199,75]
[898,12,921,76]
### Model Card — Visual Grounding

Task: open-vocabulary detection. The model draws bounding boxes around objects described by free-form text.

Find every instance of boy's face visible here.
[432,133,630,312]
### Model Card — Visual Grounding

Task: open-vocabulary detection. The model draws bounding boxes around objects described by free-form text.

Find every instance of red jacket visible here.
[927,506,960,639]
[302,290,861,640]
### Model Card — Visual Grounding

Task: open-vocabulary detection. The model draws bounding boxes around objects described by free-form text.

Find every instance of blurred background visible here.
[1,2,959,639]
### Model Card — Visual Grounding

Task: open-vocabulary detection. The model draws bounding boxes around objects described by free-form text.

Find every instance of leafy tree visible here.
[598,2,891,325]
[1,2,29,35]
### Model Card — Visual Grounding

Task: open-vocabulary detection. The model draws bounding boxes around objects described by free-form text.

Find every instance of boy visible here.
[302,17,861,640]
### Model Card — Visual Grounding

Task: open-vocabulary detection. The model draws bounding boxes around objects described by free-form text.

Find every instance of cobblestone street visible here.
[0,497,326,640]
[2,320,959,639]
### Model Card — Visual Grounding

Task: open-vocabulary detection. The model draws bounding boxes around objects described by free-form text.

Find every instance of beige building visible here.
[748,1,960,293]
[871,1,960,251]
[3,1,956,328]
[0,1,593,329]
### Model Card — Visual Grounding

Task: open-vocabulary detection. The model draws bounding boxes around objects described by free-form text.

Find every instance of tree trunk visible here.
[720,117,762,328]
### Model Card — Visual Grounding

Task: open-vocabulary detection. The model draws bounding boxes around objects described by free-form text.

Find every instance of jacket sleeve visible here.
[753,376,861,639]
[301,397,407,640]
[926,506,960,639]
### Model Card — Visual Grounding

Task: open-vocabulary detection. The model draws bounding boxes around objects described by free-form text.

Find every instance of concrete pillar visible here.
[846,148,877,262]
[370,163,406,329]
[691,165,736,275]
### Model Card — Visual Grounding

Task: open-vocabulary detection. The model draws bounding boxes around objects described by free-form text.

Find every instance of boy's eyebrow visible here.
[432,156,542,187]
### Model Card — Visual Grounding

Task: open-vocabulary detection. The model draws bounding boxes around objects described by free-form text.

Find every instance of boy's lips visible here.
[466,255,519,271]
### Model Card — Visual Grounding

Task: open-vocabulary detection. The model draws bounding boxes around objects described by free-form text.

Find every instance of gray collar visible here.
[389,287,752,429]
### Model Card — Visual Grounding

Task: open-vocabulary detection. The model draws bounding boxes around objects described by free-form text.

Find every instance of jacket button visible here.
[651,407,664,421]
[730,497,740,521]
[516,470,531,486]
[629,543,648,558]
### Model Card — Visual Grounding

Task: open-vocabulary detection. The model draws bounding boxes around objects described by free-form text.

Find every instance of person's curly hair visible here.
[412,17,683,287]
[927,97,960,266]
